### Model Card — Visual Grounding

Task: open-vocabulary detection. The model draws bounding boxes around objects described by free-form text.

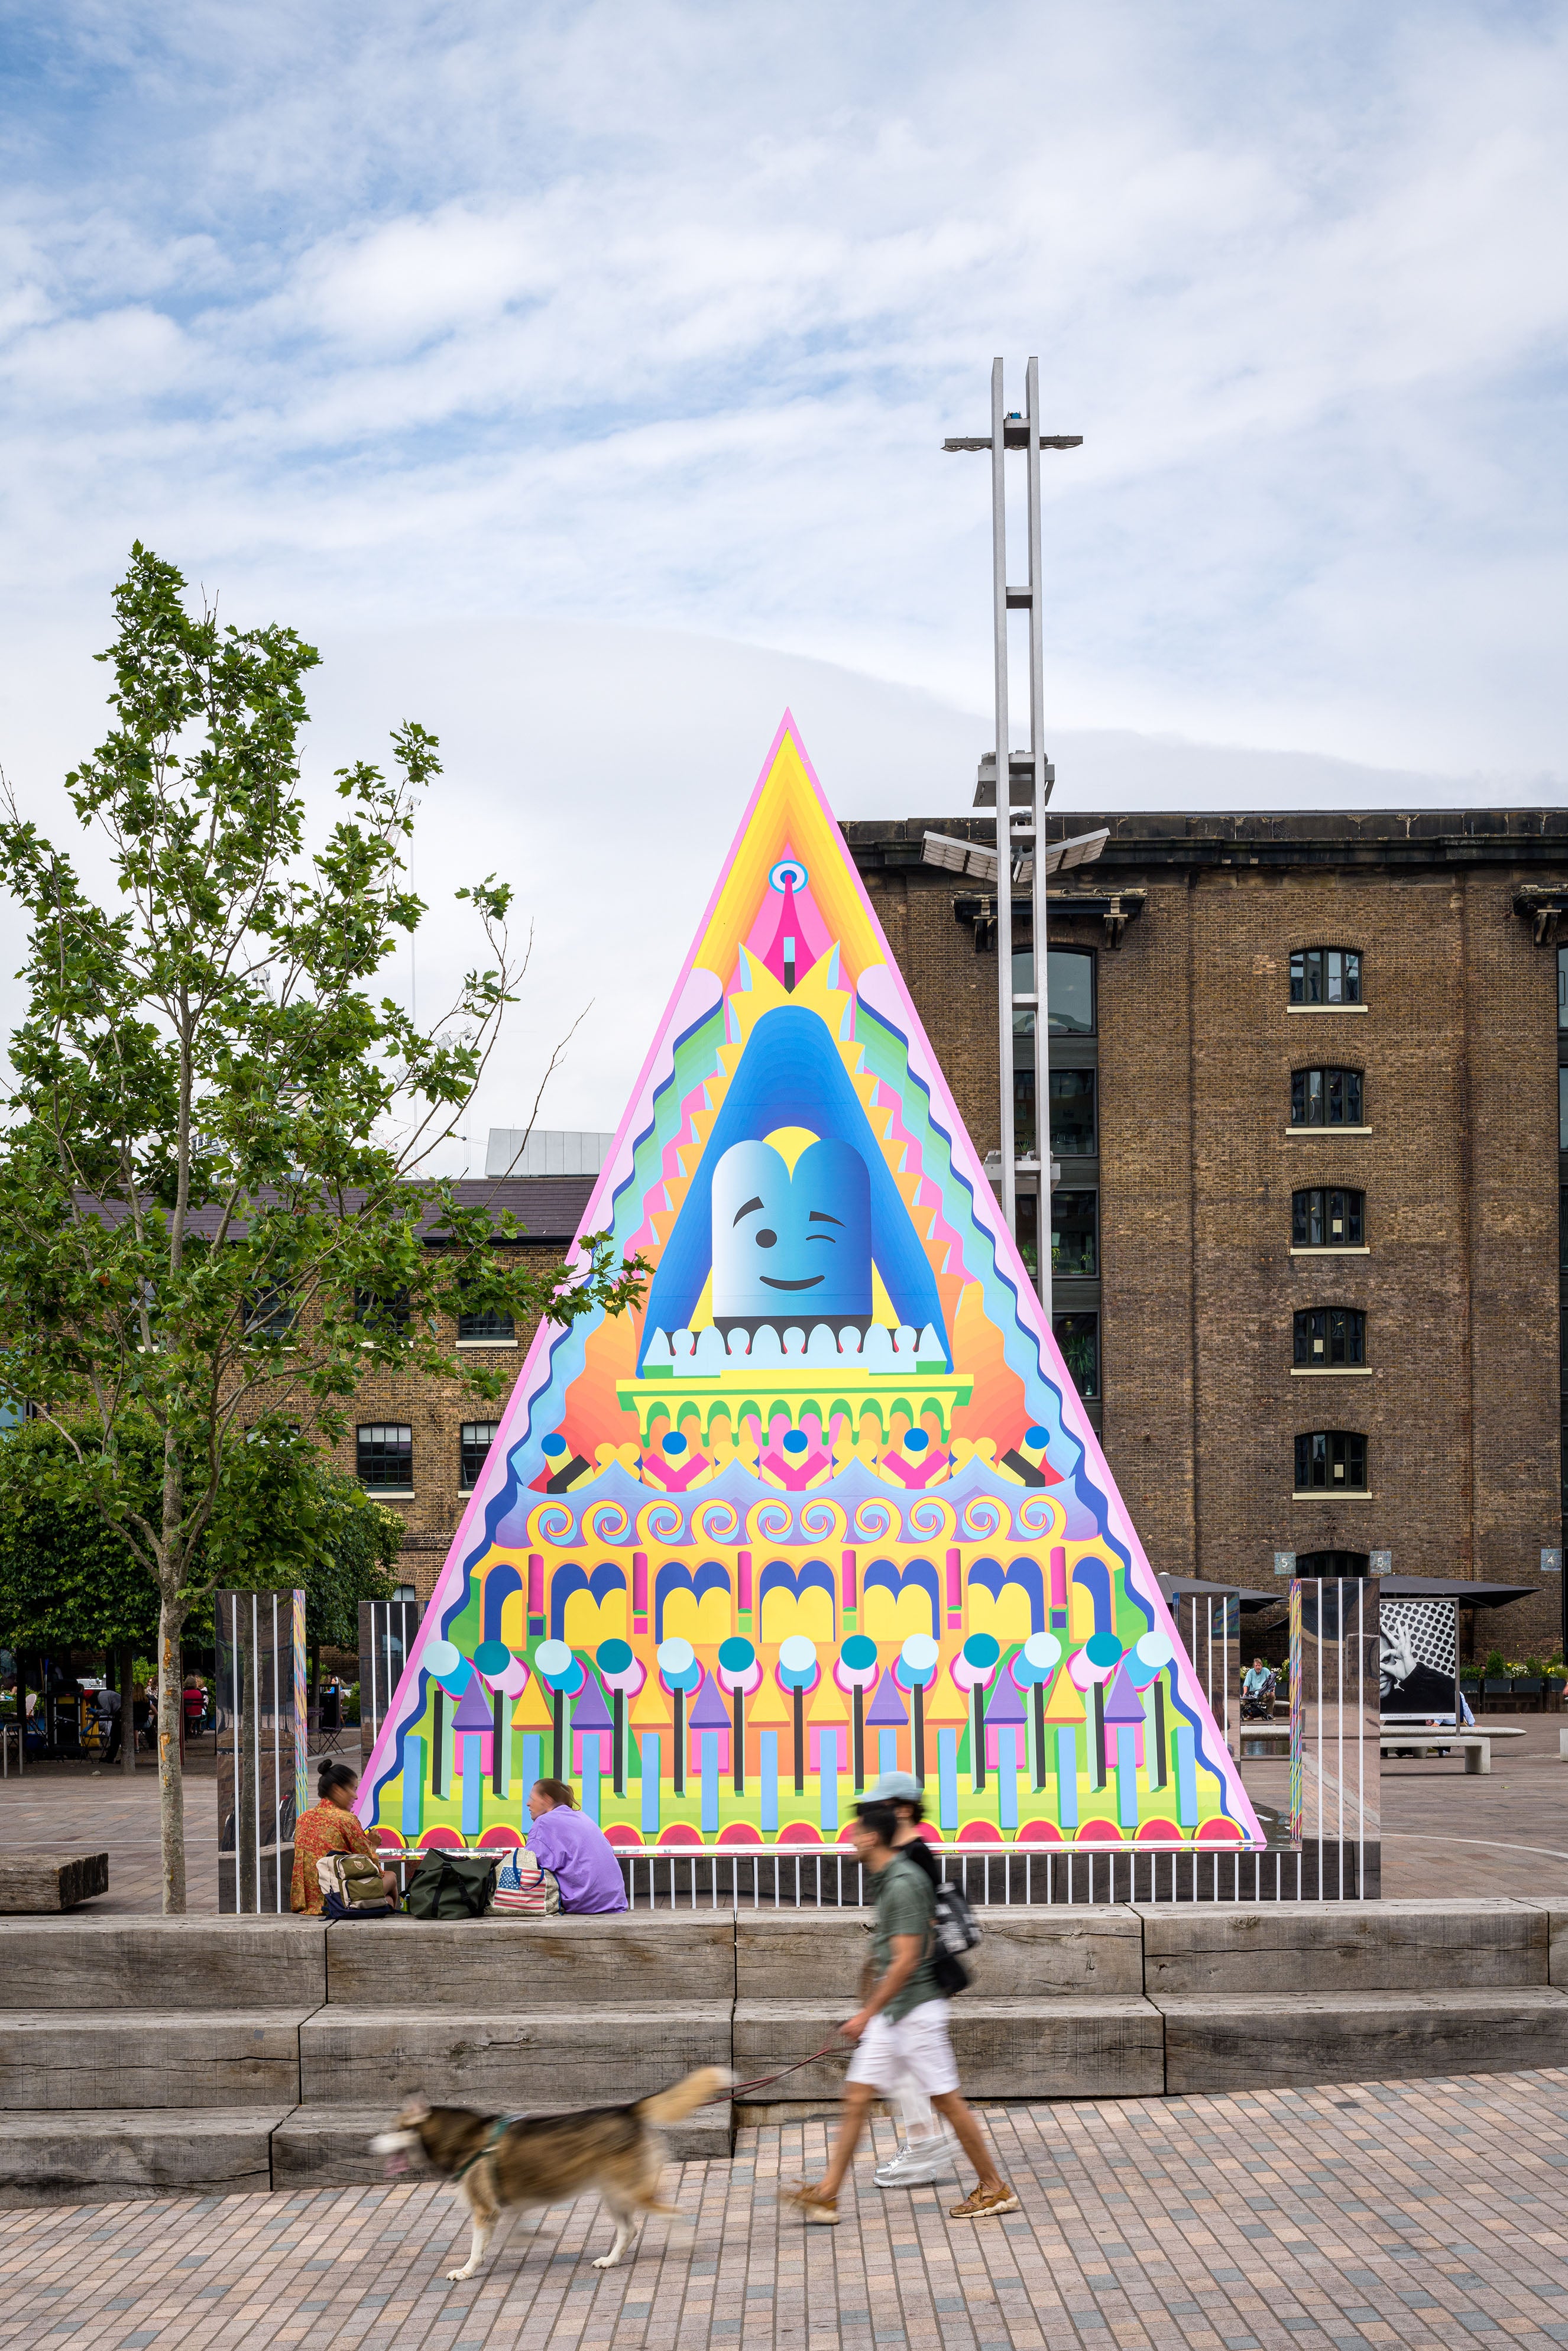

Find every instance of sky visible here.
[1,2,1565,1154]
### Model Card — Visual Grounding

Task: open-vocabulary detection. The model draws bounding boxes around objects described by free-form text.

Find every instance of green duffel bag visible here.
[404,1851,500,1920]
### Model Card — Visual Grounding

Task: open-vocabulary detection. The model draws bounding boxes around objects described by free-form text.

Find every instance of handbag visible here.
[317,1850,393,1919]
[404,1851,500,1920]
[491,1848,562,1915]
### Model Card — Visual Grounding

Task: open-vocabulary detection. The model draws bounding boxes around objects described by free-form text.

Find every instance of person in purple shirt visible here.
[523,1778,628,1913]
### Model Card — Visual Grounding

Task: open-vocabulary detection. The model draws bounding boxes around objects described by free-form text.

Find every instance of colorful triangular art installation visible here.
[359,717,1262,1854]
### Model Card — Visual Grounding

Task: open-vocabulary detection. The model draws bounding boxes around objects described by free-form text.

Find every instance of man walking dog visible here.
[784,1799,1017,2224]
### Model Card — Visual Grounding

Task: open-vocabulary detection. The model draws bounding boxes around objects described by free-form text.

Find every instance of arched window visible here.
[1294,1431,1368,1492]
[1291,1187,1364,1248]
[1291,947,1362,1005]
[1291,1067,1363,1128]
[1292,1309,1366,1367]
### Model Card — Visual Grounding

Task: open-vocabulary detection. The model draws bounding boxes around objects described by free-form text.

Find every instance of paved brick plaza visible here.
[7,2072,1568,2349]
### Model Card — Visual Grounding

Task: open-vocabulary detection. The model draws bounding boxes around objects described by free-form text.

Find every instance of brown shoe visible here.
[783,2184,840,2224]
[949,2183,1019,2219]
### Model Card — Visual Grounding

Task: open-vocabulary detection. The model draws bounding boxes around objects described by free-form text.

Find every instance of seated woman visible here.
[523,1778,628,1913]
[290,1761,400,1915]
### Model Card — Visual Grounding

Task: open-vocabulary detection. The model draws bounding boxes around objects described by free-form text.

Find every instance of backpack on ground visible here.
[930,1879,983,1995]
[317,1850,394,1921]
[490,1848,562,1915]
[404,1851,500,1921]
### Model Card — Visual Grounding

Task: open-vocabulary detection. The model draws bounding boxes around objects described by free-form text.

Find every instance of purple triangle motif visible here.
[569,1673,613,1733]
[688,1672,731,1730]
[1101,1665,1146,1727]
[984,1671,1028,1727]
[864,1672,909,1728]
[451,1676,495,1732]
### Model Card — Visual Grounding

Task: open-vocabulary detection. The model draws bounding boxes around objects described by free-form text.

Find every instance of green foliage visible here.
[1483,1650,1507,1678]
[0,1416,399,1656]
[0,544,645,1613]
[0,548,647,1903]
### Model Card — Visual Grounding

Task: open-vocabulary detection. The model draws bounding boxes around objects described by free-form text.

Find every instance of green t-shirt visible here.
[871,1851,941,2022]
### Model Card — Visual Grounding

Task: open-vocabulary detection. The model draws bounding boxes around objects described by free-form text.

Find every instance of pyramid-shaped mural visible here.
[358,720,1262,1853]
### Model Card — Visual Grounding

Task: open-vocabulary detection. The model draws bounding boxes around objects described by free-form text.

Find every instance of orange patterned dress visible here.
[290,1799,383,1914]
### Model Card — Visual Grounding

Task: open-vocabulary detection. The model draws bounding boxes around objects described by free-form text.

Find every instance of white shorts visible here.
[845,1999,958,2099]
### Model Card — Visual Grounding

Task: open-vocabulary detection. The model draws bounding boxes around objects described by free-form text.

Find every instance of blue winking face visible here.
[711,1137,872,1324]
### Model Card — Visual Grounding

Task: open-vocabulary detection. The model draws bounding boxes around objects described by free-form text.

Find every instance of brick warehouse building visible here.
[845,806,1568,1653]
[366,811,1568,1657]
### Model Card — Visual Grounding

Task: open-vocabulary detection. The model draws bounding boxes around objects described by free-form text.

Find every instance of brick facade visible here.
[848,811,1568,1657]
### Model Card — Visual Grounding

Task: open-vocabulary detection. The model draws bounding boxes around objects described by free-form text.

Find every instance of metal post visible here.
[1025,355,1051,1320]
[990,358,1015,1242]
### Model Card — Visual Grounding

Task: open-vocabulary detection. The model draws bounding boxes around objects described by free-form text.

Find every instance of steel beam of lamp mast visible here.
[944,357,1082,1318]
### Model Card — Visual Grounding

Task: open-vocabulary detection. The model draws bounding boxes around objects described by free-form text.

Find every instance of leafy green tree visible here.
[0,548,646,1909]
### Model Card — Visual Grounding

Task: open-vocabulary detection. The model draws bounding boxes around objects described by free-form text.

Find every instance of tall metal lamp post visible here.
[943,357,1081,1319]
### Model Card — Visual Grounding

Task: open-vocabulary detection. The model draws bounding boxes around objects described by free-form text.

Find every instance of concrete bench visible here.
[1379,1733,1495,1773]
[0,1853,108,1913]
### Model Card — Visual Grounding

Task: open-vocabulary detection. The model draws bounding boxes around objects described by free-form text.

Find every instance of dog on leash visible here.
[370,2065,733,2282]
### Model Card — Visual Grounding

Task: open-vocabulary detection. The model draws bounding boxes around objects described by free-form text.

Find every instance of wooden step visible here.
[733,1905,1146,2003]
[1155,1984,1568,2091]
[733,1996,1164,2100]
[1138,1899,1548,1995]
[271,2101,733,2191]
[0,2109,287,2206]
[0,1916,326,2009]
[299,2003,734,2107]
[324,1912,735,2007]
[0,2010,311,2110]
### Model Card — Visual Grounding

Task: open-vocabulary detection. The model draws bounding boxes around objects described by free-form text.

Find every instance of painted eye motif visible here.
[755,1228,777,1248]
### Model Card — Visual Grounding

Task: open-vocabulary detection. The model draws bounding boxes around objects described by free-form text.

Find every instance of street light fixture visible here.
[943,359,1081,1319]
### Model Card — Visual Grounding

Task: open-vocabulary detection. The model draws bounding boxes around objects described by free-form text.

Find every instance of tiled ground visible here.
[8,2072,1568,2349]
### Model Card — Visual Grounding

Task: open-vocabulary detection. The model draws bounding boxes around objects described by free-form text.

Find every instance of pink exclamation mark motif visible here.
[737,1549,753,1616]
[633,1550,649,1631]
[946,1547,963,1630]
[527,1553,544,1632]
[1050,1546,1068,1623]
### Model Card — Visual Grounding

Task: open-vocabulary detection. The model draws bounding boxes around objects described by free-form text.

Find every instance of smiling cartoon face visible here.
[711,1137,872,1324]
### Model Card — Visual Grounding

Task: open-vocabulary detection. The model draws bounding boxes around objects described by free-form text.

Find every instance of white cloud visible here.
[0,1,1565,792]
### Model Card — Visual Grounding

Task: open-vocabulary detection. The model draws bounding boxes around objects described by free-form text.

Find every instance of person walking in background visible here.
[784,1799,1016,2226]
[523,1779,628,1913]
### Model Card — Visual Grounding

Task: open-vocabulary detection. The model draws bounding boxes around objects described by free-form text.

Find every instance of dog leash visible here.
[705,2038,849,2103]
[451,2111,527,2182]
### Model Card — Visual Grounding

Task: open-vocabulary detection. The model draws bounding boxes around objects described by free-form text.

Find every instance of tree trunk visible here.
[119,1640,137,1774]
[157,1591,187,1913]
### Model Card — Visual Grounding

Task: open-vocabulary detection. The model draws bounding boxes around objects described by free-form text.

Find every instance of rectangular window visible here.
[1561,1067,1568,1152]
[1559,944,1567,1030]
[1290,948,1362,1006]
[1291,1067,1363,1127]
[355,1287,413,1334]
[458,1306,517,1343]
[1294,1430,1368,1491]
[1010,948,1095,1035]
[1561,1186,1568,1277]
[358,1424,413,1491]
[1293,1308,1366,1366]
[1291,1187,1365,1248]
[460,1422,499,1491]
[1016,1190,1039,1277]
[1052,1190,1098,1277]
[244,1288,296,1340]
[1049,1068,1096,1157]
[1053,1311,1099,1400]
[1013,1060,1036,1157]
